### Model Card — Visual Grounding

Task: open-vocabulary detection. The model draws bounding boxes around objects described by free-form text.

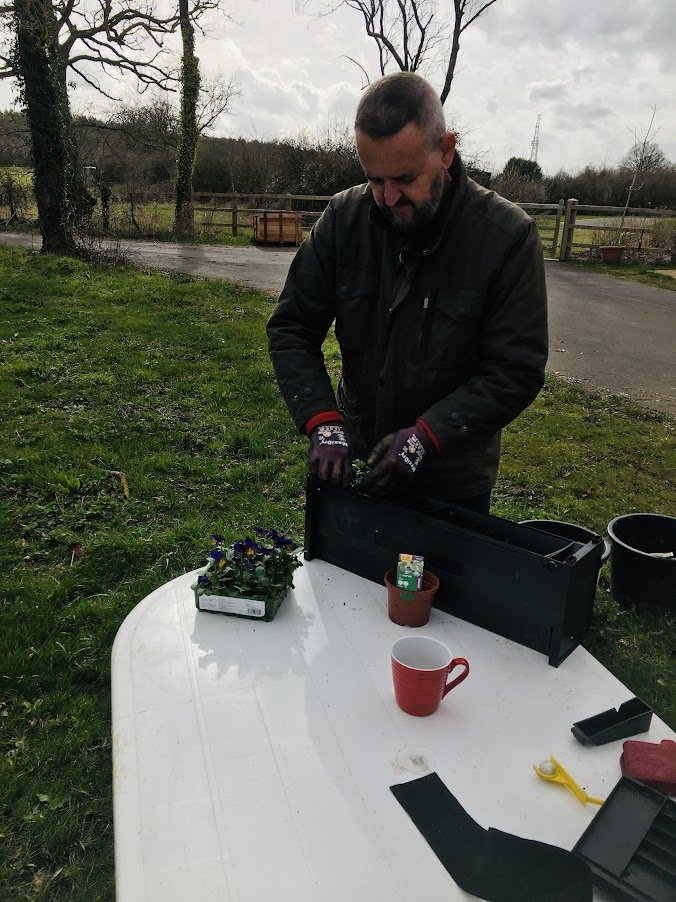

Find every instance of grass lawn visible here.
[569,259,676,291]
[1,246,674,899]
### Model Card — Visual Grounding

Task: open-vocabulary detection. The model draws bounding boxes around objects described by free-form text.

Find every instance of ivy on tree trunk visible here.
[173,0,201,238]
[13,0,79,255]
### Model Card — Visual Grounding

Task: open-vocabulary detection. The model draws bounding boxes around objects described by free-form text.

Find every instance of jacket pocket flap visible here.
[434,288,485,322]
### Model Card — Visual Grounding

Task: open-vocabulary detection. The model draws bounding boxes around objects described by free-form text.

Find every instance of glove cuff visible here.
[305,410,343,435]
[416,418,441,456]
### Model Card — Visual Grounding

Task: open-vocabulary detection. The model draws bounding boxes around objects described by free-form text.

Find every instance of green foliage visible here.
[504,156,543,181]
[193,530,301,601]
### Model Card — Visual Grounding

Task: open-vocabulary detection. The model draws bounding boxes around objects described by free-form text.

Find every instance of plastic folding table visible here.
[112,559,675,901]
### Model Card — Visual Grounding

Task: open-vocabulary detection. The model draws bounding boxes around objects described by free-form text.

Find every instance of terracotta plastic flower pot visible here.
[384,568,440,627]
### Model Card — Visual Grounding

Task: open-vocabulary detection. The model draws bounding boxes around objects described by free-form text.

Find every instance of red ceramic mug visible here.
[391,635,470,717]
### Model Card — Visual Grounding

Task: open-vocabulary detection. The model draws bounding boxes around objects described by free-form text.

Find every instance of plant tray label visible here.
[396,554,424,591]
[198,594,266,617]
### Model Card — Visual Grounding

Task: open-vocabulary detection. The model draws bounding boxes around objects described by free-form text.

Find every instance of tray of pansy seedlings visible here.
[192,528,302,621]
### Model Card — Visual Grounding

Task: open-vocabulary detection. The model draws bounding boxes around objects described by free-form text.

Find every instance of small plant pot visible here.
[384,569,440,627]
[598,245,626,264]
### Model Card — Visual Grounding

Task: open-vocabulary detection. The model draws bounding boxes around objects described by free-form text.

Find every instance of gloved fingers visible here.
[317,453,336,483]
[367,433,395,468]
[311,450,353,486]
[340,459,354,489]
[308,448,321,476]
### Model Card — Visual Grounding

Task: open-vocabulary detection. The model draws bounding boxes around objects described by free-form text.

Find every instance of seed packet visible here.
[396,553,424,591]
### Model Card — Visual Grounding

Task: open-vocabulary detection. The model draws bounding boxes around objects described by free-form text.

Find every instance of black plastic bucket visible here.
[607,513,676,611]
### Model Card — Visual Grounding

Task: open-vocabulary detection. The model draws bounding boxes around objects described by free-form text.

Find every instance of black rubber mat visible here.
[391,772,592,901]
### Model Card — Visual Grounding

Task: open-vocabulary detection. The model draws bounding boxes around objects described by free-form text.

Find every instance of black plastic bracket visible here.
[571,697,653,746]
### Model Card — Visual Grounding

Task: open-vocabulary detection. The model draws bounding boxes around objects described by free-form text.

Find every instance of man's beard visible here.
[380,169,445,235]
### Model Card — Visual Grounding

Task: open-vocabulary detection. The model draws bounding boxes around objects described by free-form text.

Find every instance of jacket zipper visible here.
[419,296,430,352]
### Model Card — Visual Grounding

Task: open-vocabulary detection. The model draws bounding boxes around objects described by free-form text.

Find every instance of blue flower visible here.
[274,533,297,550]
[233,540,244,555]
[197,574,210,586]
[210,533,223,544]
[209,549,225,563]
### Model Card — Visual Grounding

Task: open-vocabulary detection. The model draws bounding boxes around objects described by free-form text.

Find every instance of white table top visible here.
[112,560,675,901]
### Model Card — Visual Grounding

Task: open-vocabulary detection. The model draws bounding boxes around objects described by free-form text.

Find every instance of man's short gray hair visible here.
[354,72,446,148]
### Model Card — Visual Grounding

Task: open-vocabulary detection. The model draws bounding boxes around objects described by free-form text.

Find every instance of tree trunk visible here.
[13,0,78,255]
[173,0,200,238]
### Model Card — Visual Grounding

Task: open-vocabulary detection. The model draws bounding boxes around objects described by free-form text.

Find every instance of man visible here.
[267,72,547,514]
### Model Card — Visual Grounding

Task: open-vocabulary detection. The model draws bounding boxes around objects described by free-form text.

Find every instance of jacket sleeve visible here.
[420,220,548,448]
[267,202,340,432]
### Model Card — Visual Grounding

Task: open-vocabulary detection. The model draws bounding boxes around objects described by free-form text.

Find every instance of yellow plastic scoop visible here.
[533,756,604,806]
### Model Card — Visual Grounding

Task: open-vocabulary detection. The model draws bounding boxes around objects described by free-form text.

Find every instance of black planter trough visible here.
[607,513,676,611]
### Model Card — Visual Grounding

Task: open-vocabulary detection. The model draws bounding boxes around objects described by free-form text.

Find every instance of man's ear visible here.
[441,132,456,169]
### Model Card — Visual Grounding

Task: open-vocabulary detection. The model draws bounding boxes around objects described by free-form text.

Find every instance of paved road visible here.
[2,231,674,416]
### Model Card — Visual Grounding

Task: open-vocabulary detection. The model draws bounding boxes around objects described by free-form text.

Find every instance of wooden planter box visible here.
[253,211,302,246]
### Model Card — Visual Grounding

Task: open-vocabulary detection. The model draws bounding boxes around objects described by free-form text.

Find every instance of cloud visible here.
[527,80,568,103]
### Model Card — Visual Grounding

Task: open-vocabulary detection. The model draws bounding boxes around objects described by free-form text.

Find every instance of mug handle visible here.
[443,657,470,696]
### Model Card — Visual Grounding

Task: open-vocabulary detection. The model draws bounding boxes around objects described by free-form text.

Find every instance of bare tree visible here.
[324,0,500,104]
[1,1,217,99]
[2,0,233,251]
[619,106,663,230]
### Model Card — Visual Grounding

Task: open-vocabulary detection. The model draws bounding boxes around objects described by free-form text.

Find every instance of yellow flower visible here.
[217,558,226,569]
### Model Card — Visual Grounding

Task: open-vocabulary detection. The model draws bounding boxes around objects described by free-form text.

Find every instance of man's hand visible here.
[308,422,353,487]
[360,422,436,497]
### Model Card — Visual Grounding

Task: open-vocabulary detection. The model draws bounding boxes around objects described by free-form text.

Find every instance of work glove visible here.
[360,421,436,498]
[308,422,353,488]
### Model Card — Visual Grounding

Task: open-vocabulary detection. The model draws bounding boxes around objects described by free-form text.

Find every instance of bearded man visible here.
[267,72,548,514]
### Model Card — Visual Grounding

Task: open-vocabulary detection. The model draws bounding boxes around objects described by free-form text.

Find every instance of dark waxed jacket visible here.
[267,153,548,500]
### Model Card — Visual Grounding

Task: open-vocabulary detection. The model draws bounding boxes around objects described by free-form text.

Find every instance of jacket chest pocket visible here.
[423,288,485,369]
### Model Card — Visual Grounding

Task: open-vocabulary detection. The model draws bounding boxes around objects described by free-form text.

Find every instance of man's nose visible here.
[384,182,402,207]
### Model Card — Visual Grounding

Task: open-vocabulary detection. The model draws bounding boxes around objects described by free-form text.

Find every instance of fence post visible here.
[232,194,238,237]
[559,198,578,262]
[551,198,564,254]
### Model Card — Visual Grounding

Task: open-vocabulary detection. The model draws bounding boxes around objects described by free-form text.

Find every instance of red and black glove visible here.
[360,420,437,497]
[308,421,353,487]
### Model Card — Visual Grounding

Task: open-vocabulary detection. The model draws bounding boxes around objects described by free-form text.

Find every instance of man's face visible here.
[356,122,456,234]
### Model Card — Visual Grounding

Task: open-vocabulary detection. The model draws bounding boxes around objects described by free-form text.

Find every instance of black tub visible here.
[607,513,676,611]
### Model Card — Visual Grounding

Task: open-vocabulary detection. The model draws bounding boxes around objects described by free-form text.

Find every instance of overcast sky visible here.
[1,0,675,176]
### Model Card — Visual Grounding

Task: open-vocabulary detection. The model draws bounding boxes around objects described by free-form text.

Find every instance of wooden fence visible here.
[190,192,570,253]
[557,199,676,262]
[190,193,674,262]
[192,192,330,236]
